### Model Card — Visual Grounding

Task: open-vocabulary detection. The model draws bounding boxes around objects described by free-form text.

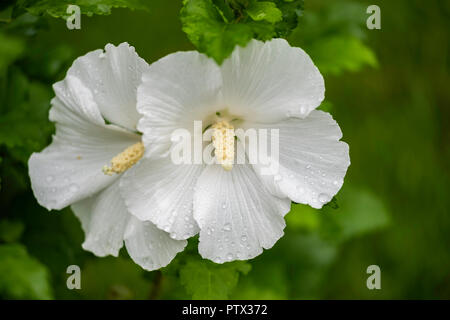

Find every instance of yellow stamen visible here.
[212,120,234,171]
[102,142,144,175]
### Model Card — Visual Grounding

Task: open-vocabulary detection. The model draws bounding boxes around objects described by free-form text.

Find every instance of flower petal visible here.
[120,158,203,240]
[221,39,324,122]
[243,110,350,209]
[137,51,222,157]
[193,163,290,263]
[67,42,147,130]
[72,181,186,270]
[124,216,187,271]
[71,181,128,257]
[29,76,140,210]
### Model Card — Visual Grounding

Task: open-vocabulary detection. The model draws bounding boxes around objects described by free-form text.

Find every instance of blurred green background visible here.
[0,0,449,299]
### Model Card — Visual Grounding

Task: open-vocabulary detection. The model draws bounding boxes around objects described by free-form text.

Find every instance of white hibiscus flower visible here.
[28,43,186,271]
[121,39,351,264]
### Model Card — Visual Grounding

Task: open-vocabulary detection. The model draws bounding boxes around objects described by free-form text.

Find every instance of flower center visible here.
[102,141,144,175]
[212,120,234,171]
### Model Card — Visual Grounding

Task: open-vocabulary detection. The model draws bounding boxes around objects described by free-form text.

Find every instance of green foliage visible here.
[289,0,377,75]
[14,0,152,18]
[246,2,282,23]
[287,185,390,244]
[5,0,441,301]
[180,0,303,63]
[308,36,378,75]
[0,32,24,72]
[0,219,24,242]
[0,244,53,299]
[180,256,251,299]
[80,256,152,299]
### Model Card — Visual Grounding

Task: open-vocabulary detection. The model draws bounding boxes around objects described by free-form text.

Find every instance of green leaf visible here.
[0,68,54,164]
[308,36,378,76]
[180,0,303,64]
[15,0,152,18]
[0,243,53,299]
[180,257,251,299]
[247,2,282,23]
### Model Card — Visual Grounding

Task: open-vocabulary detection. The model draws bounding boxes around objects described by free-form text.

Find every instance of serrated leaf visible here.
[180,0,303,64]
[0,243,53,299]
[180,257,251,299]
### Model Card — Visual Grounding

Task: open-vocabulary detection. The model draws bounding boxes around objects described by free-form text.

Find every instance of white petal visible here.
[29,76,140,210]
[243,110,350,209]
[67,42,147,130]
[120,158,203,240]
[221,39,324,121]
[137,51,222,157]
[124,216,187,271]
[71,181,128,257]
[193,163,291,263]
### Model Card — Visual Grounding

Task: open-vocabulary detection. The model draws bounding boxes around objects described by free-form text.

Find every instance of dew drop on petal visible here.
[318,193,330,203]
[223,223,232,232]
[69,184,79,192]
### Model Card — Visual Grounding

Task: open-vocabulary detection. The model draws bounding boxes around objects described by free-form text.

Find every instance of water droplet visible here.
[306,165,311,169]
[318,193,330,203]
[46,175,54,183]
[223,223,232,231]
[221,202,227,209]
[227,253,233,260]
[69,184,79,192]
[300,106,306,114]
[241,235,247,242]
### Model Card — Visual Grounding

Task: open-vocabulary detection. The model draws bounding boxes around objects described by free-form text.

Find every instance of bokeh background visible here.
[0,0,449,299]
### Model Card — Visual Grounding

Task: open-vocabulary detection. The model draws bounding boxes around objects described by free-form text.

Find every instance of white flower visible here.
[28,43,186,271]
[121,39,350,263]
